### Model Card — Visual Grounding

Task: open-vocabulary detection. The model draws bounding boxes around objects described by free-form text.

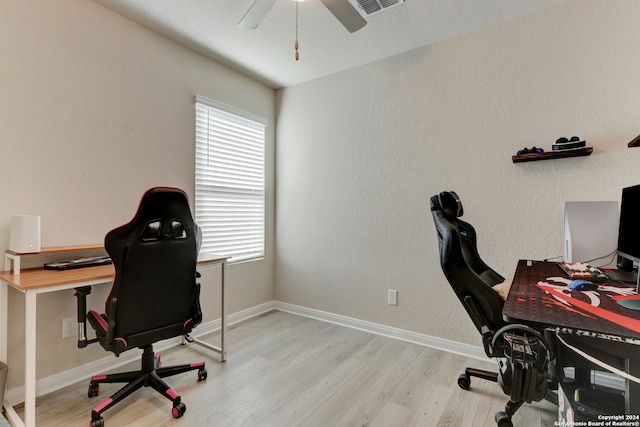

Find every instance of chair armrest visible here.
[192,281,202,328]
[463,295,496,356]
[105,296,118,345]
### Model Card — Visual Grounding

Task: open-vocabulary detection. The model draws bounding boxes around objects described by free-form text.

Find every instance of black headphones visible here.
[555,136,581,144]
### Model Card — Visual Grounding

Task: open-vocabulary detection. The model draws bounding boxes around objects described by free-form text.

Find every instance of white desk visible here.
[0,251,228,427]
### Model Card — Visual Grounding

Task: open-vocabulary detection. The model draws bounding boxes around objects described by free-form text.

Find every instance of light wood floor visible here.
[16,311,557,426]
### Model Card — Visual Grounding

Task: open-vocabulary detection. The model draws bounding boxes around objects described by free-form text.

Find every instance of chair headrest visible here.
[431,191,463,218]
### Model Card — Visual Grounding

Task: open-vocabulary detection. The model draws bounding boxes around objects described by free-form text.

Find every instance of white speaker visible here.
[9,215,41,253]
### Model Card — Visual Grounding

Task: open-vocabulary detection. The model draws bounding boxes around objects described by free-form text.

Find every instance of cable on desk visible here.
[542,250,618,267]
[585,249,617,269]
[555,331,640,384]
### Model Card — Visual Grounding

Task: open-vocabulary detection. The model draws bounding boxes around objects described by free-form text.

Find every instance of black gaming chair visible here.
[430,191,554,427]
[84,187,207,427]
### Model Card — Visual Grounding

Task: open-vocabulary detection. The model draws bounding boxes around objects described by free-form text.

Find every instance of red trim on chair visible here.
[114,337,128,347]
[93,398,113,413]
[89,311,108,332]
[183,318,192,330]
[191,361,205,368]
[91,375,108,381]
[167,388,180,400]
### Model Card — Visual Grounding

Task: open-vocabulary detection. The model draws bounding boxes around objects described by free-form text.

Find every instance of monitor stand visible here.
[606,269,638,283]
[617,299,640,311]
[608,268,640,311]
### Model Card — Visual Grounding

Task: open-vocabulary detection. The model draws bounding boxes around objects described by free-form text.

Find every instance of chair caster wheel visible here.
[198,368,207,381]
[88,383,100,398]
[90,416,105,427]
[457,373,471,390]
[495,411,512,427]
[172,401,186,418]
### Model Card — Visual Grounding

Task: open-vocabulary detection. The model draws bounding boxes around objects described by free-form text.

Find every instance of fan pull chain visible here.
[295,0,299,61]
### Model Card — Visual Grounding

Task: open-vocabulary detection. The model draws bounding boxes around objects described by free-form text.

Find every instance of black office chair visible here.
[430,191,554,427]
[83,187,207,427]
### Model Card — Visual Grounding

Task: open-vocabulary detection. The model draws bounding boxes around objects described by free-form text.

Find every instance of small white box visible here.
[10,215,41,253]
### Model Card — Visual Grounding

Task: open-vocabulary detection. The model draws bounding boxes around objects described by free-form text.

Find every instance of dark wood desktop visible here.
[503,260,640,415]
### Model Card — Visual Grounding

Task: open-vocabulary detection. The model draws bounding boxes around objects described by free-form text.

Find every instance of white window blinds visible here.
[195,96,266,263]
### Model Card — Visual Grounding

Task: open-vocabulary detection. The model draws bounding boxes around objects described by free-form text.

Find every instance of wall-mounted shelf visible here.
[512,147,593,163]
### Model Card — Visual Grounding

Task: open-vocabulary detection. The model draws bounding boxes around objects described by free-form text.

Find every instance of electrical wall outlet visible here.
[62,316,77,339]
[388,289,398,306]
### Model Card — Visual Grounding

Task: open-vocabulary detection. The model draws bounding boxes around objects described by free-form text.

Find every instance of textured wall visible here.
[275,0,640,346]
[0,0,275,388]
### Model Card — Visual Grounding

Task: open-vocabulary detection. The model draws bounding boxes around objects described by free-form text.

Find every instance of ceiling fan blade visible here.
[238,0,277,29]
[320,0,367,33]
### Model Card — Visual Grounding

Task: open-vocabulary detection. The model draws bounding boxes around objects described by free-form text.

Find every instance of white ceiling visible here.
[91,0,569,89]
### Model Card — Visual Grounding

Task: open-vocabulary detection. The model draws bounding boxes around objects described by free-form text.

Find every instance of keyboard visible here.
[44,256,112,270]
[559,262,607,281]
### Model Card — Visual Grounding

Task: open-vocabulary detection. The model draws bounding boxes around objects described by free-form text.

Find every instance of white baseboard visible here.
[5,300,626,410]
[272,301,488,361]
[5,300,486,406]
[272,303,626,390]
[5,301,487,406]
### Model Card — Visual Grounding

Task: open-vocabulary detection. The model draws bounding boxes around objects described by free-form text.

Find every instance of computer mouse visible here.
[616,299,640,311]
[568,280,598,291]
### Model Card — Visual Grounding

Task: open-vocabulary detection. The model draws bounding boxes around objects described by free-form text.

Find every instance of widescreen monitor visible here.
[617,184,640,291]
[617,184,640,264]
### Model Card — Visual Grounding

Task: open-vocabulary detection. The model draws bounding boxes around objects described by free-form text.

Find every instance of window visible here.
[194,96,266,263]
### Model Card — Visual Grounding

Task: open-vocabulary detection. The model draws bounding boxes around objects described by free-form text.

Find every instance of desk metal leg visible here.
[1,281,24,426]
[24,291,36,427]
[192,260,227,362]
[220,260,226,362]
[0,280,8,418]
[626,358,640,414]
[1,288,38,427]
[0,281,7,363]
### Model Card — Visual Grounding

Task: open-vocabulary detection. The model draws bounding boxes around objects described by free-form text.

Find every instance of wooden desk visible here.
[504,260,640,414]
[0,252,228,427]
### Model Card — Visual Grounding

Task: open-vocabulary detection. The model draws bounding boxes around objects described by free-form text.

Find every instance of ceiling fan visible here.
[239,0,367,33]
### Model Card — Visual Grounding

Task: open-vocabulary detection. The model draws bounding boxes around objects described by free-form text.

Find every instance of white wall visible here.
[0,0,275,388]
[275,0,640,346]
[3,0,640,395]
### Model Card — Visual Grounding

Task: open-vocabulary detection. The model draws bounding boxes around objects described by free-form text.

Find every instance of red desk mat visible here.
[504,260,640,343]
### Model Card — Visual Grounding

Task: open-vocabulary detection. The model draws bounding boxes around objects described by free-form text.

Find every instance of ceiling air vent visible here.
[351,0,405,16]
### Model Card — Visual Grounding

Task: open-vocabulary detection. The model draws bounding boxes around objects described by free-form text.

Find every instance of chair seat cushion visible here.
[88,309,195,355]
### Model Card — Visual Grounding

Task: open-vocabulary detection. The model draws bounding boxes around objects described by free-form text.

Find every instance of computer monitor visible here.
[616,184,640,291]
